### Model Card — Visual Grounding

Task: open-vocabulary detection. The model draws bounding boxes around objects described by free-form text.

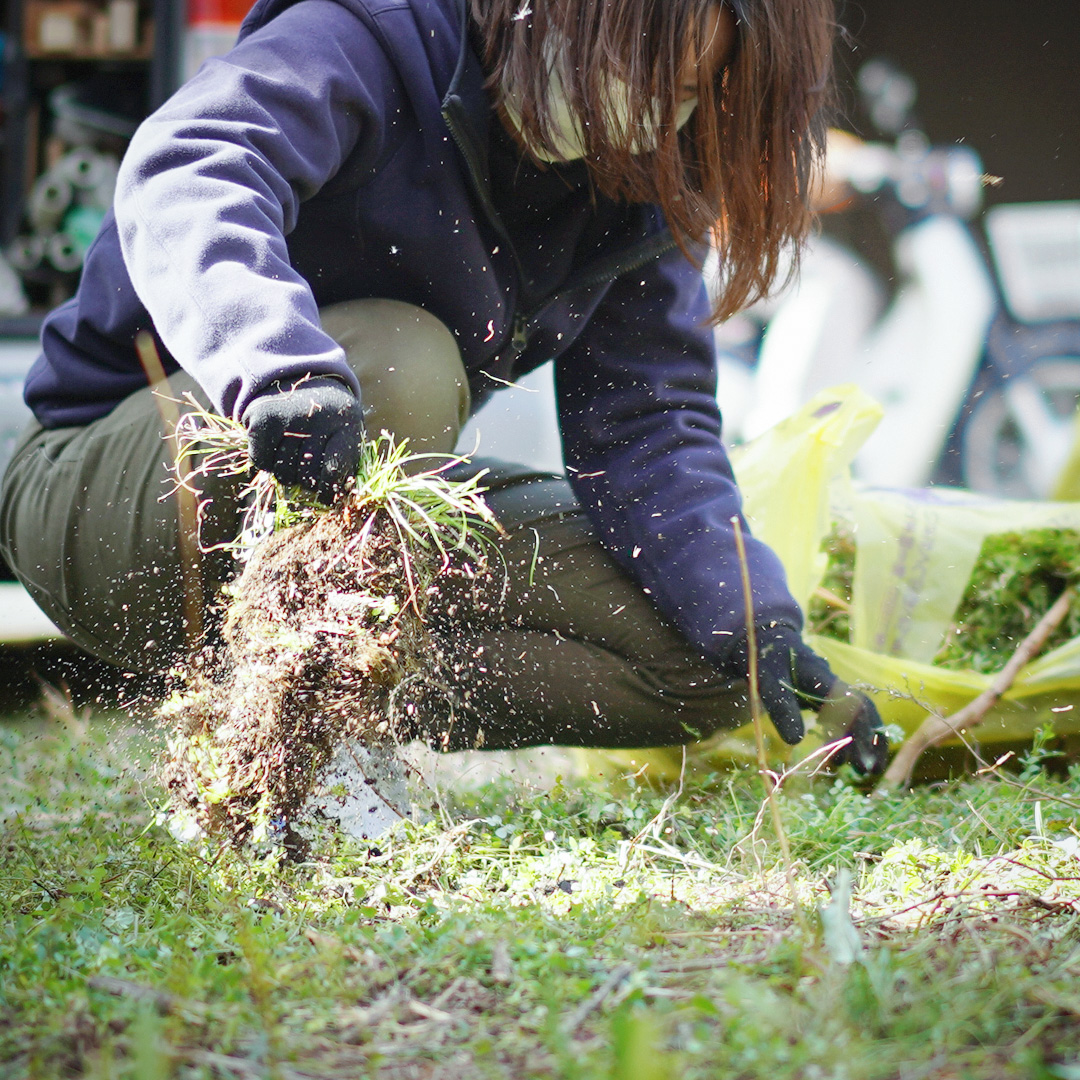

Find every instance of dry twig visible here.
[87,975,202,1016]
[135,331,204,651]
[732,516,805,931]
[878,586,1075,791]
[561,962,635,1036]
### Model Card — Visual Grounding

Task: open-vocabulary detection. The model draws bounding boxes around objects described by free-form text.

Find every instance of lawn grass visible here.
[2,698,1080,1079]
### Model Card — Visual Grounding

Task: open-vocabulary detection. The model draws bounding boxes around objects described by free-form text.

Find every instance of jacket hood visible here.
[239,0,489,166]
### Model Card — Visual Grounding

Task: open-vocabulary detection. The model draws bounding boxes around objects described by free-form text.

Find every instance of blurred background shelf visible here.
[0,0,254,642]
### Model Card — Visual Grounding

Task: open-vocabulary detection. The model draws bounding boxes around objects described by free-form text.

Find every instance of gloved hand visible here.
[725,623,889,775]
[242,378,364,504]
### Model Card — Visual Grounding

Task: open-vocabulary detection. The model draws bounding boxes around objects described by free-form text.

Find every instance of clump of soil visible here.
[160,476,489,845]
[808,524,1080,673]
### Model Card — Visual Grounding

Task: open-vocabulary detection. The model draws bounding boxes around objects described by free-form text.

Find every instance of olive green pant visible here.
[0,299,749,749]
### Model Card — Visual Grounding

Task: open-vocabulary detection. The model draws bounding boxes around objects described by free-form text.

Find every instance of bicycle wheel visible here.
[961,355,1080,499]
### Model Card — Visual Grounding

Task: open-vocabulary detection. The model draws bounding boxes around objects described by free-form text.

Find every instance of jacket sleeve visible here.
[113,0,403,419]
[553,246,804,666]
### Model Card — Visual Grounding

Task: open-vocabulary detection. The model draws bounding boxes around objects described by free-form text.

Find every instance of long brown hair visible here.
[470,0,833,322]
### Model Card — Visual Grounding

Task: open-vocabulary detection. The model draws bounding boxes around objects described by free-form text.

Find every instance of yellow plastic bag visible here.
[815,478,1080,747]
[578,386,1080,784]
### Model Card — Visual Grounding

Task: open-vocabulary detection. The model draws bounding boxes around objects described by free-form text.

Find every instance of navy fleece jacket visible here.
[22,0,803,662]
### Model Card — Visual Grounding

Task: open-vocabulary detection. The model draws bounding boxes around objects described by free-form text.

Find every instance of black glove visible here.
[816,680,890,776]
[242,378,364,504]
[725,623,889,775]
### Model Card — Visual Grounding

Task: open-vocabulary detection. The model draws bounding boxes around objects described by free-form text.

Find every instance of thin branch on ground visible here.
[561,962,635,1036]
[732,516,806,932]
[879,586,1075,791]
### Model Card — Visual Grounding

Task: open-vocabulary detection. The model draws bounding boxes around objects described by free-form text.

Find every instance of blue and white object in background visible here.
[0,338,62,644]
[712,60,1080,500]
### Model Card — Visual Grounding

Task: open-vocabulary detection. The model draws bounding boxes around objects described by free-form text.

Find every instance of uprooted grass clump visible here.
[160,417,495,844]
[808,524,1080,672]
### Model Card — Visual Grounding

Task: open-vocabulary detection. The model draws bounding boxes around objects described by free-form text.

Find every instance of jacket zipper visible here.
[512,233,678,354]
[510,313,529,354]
[441,99,677,359]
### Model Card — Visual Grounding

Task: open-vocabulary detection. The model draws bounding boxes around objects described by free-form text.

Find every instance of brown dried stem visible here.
[878,585,1076,792]
[732,516,805,931]
[134,331,204,652]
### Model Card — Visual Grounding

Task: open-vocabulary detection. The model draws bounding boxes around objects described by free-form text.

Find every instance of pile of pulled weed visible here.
[159,430,493,845]
[808,524,1080,672]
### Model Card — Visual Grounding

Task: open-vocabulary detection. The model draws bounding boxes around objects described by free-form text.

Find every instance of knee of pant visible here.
[642,656,745,709]
[641,665,750,743]
[318,298,470,455]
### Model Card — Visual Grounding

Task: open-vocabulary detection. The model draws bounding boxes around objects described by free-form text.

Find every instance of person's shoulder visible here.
[237,0,462,96]
[238,0,408,39]
[241,0,462,55]
[245,0,455,26]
